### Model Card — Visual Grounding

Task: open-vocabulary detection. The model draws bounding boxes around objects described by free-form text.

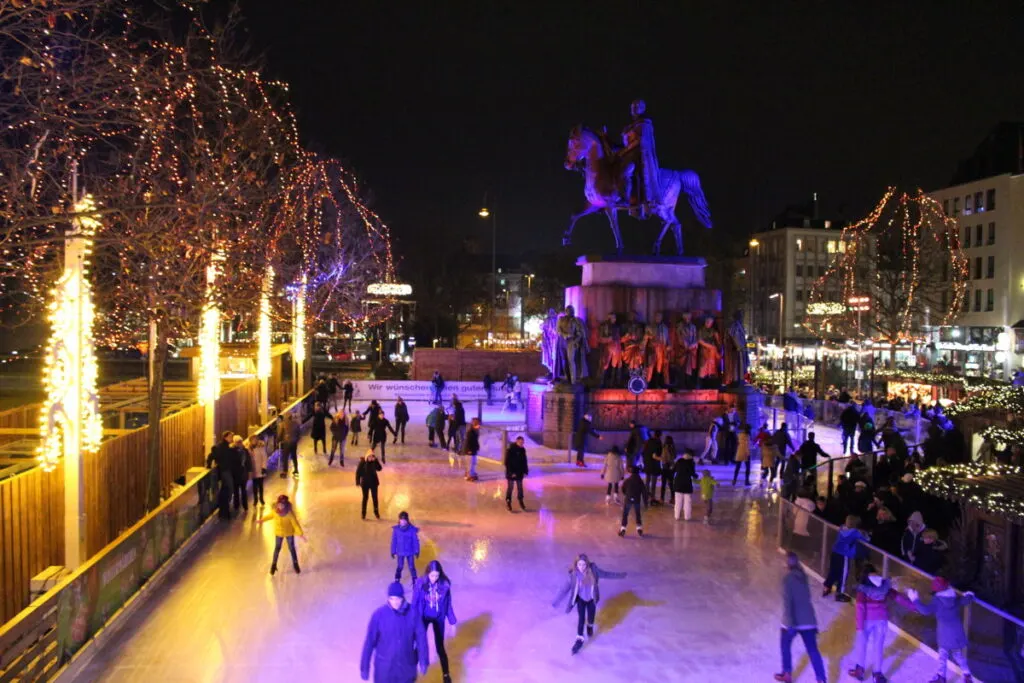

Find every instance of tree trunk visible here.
[145,319,169,511]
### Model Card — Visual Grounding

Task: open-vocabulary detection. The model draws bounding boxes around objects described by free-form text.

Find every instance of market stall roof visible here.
[916,462,1024,523]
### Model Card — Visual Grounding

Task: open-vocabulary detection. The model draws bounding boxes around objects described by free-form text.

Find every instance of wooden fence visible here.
[0,378,259,625]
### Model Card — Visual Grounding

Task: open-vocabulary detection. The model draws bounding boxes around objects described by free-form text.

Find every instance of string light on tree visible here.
[198,258,222,407]
[916,462,1024,522]
[37,194,103,472]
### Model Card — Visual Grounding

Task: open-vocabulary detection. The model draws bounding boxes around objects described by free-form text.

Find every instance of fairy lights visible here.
[293,274,307,364]
[198,259,221,406]
[37,194,103,472]
[945,386,1024,417]
[257,266,274,380]
[805,188,969,347]
[916,462,1024,521]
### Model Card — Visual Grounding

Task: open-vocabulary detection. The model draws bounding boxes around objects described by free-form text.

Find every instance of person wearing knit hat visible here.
[901,510,926,563]
[391,511,420,583]
[360,581,429,682]
[907,579,975,683]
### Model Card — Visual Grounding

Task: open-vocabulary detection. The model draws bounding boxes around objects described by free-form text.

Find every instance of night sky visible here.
[241,1,1024,261]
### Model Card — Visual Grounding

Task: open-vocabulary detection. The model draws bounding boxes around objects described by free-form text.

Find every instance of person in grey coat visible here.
[360,582,429,683]
[600,446,626,504]
[908,576,975,682]
[551,553,627,655]
[774,552,827,683]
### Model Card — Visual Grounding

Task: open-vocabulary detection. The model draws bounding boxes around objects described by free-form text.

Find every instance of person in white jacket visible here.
[600,446,626,504]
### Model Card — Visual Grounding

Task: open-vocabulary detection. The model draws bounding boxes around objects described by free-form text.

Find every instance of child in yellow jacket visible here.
[700,470,718,525]
[258,494,306,575]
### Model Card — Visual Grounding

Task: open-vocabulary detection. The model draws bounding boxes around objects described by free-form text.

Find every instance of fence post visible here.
[776,496,784,548]
[819,523,828,576]
[962,602,971,642]
[882,554,889,580]
[827,461,835,500]
[500,428,508,464]
[567,432,574,465]
[477,400,483,423]
[772,408,778,431]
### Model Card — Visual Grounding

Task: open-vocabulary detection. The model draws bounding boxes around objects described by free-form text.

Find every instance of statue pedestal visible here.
[565,254,722,342]
[721,383,764,432]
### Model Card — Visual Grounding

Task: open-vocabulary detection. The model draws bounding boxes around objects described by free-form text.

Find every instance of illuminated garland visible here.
[978,425,1024,447]
[750,368,815,385]
[945,386,1024,417]
[292,274,307,364]
[916,462,1024,521]
[37,196,104,471]
[198,260,221,406]
[257,266,274,380]
[804,188,969,343]
[872,369,1005,391]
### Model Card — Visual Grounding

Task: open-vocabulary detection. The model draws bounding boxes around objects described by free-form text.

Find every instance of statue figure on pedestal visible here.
[620,311,646,372]
[674,312,698,388]
[556,305,589,384]
[619,99,662,220]
[540,308,560,377]
[645,311,671,387]
[696,316,722,386]
[598,312,623,387]
[724,309,750,387]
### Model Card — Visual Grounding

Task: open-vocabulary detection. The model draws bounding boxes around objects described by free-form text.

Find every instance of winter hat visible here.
[931,576,950,593]
[387,581,404,598]
[902,473,914,483]
[908,511,925,528]
[398,511,409,521]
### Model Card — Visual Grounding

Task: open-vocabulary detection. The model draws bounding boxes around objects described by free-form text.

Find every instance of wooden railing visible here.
[0,378,259,625]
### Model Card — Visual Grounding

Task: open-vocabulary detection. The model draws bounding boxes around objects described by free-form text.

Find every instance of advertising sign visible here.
[347,380,490,402]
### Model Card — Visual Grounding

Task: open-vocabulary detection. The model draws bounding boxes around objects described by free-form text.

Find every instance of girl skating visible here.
[412,560,457,683]
[258,494,306,575]
[551,553,626,655]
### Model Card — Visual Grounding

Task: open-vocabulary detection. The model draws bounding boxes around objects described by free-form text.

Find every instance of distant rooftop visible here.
[950,121,1024,185]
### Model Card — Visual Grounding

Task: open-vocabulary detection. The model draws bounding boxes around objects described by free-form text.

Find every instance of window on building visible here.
[942,199,949,215]
[975,191,984,213]
[941,291,948,312]
[942,261,949,282]
[965,194,973,215]
[976,224,983,245]
[987,188,996,211]
[795,290,804,302]
[827,240,837,254]
[838,240,846,253]
[820,239,827,253]
[953,197,960,216]
[795,265,803,276]
[795,238,803,252]
[963,227,970,248]
[987,288,994,312]
[819,265,828,277]
[988,222,995,245]
[975,257,982,279]
[975,289,982,312]
[806,237,815,253]
[987,255,995,279]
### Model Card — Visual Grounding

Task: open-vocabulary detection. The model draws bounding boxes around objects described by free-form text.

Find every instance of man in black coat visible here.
[839,404,859,455]
[451,396,467,453]
[342,380,354,413]
[641,430,663,503]
[796,432,829,495]
[393,397,410,444]
[206,430,240,519]
[504,436,529,511]
[573,413,602,468]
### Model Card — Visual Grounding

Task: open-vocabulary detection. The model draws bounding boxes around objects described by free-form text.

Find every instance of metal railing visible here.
[764,395,928,445]
[777,496,1024,682]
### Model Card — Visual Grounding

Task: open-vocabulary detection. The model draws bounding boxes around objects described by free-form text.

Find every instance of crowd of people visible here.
[199,371,980,683]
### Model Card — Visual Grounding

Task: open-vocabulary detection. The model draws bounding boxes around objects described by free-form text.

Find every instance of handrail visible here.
[778,496,1024,629]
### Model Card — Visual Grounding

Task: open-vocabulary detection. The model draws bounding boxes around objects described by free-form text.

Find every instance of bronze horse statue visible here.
[562,125,712,255]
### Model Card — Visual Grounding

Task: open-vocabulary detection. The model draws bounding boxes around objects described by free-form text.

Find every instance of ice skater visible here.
[775,551,827,683]
[672,448,698,521]
[551,553,627,655]
[463,417,481,482]
[357,450,383,520]
[329,412,349,466]
[412,560,457,683]
[823,515,869,602]
[390,511,420,582]
[846,563,914,683]
[257,494,306,575]
[350,411,363,446]
[699,468,718,524]
[601,446,625,504]
[360,582,429,682]
[504,435,529,511]
[310,401,331,455]
[907,577,975,683]
[618,465,648,537]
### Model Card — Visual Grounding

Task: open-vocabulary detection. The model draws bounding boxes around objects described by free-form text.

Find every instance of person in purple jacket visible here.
[360,582,429,683]
[391,511,420,583]
[908,577,975,683]
[412,560,457,683]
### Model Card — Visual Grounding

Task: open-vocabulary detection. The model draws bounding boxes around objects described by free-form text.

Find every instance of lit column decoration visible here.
[257,267,274,422]
[292,274,307,396]
[38,194,104,569]
[198,257,222,455]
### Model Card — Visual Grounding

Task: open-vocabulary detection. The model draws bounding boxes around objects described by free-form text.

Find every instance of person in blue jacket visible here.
[391,511,421,583]
[823,514,869,602]
[360,581,429,683]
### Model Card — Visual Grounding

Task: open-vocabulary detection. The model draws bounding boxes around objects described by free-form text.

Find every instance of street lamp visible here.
[478,201,496,340]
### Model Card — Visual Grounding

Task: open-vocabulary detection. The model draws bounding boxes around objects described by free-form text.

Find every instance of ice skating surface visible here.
[65,400,946,683]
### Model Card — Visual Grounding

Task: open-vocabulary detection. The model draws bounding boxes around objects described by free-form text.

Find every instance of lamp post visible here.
[522,273,534,339]
[769,291,784,346]
[479,201,496,340]
[748,239,760,341]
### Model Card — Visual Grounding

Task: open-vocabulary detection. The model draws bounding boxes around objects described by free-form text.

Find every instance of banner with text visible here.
[347,380,491,402]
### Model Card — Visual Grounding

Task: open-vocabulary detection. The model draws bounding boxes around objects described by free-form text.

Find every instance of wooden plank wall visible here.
[0,379,257,624]
[0,464,64,624]
[0,403,40,447]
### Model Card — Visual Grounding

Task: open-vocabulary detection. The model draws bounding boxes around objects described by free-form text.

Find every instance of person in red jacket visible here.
[847,563,914,682]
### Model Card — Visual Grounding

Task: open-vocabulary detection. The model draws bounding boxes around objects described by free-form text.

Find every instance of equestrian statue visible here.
[562,99,713,255]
